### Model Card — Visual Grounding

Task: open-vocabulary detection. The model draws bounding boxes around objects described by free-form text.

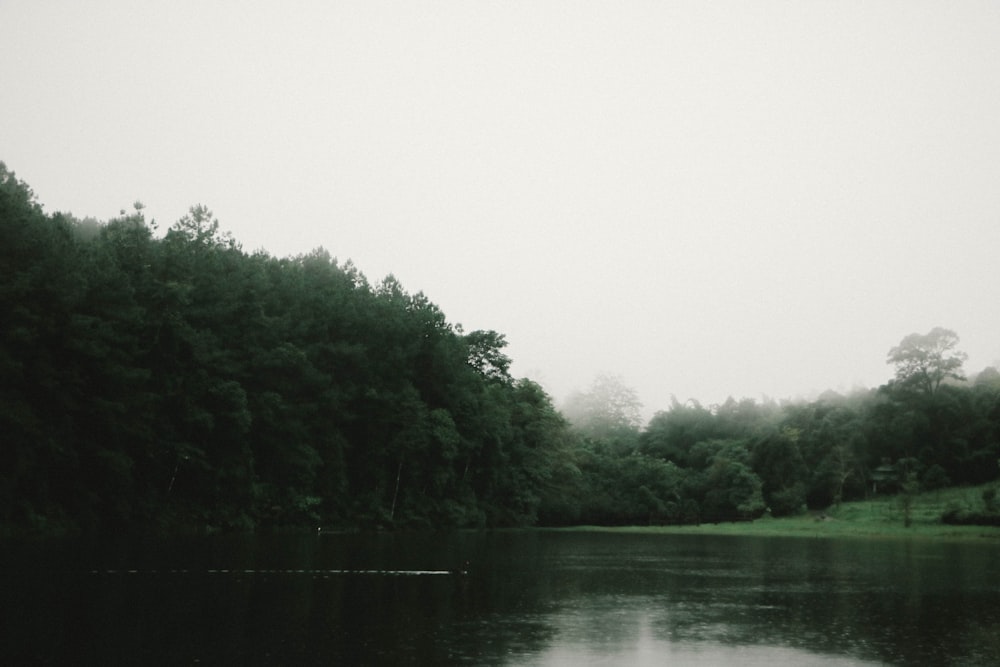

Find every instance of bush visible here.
[768,484,807,517]
[941,487,1000,527]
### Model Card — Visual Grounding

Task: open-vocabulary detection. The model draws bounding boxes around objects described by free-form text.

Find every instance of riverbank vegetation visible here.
[561,483,1000,541]
[3,163,999,535]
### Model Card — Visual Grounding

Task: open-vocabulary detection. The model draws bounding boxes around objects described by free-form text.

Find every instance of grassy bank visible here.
[561,483,1000,541]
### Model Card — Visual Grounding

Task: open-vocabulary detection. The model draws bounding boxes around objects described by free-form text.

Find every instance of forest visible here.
[2,162,999,534]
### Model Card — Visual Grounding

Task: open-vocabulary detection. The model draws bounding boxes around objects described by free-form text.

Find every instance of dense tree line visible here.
[542,338,1000,526]
[3,163,998,534]
[1,164,572,532]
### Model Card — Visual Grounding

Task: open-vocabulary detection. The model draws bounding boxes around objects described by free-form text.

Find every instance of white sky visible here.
[3,0,999,418]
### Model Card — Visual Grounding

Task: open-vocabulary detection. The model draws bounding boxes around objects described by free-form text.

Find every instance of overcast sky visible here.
[3,1,999,418]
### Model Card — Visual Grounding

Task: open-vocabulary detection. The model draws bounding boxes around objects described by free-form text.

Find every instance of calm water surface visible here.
[2,530,999,665]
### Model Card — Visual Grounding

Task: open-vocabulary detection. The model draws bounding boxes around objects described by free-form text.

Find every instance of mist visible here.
[3,1,999,414]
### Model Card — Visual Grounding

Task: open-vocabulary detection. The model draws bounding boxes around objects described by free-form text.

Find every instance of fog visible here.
[3,0,999,417]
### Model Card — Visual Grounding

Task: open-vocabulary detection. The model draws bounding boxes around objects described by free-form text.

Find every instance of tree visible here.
[562,374,642,442]
[974,366,1000,390]
[751,427,808,516]
[464,330,512,384]
[688,439,765,521]
[640,398,717,466]
[887,327,967,395]
[167,204,235,249]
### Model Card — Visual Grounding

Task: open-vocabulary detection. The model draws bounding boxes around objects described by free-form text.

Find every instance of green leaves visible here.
[7,161,998,534]
[464,330,512,384]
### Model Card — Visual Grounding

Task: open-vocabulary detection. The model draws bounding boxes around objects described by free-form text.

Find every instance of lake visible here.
[2,529,998,665]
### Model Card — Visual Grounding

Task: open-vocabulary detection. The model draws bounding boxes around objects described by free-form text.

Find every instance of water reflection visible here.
[455,532,1000,666]
[525,605,879,666]
[2,530,999,665]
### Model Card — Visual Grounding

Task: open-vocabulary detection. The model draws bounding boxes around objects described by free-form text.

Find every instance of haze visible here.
[3,0,999,417]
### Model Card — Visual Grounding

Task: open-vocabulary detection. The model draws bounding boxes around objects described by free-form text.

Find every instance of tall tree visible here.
[887,327,967,395]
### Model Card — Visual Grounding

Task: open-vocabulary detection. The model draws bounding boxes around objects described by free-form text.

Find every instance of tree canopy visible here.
[0,163,572,533]
[2,162,998,534]
[562,374,643,442]
[887,327,968,395]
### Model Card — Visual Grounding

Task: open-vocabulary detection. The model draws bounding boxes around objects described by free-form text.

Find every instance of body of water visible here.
[3,530,998,665]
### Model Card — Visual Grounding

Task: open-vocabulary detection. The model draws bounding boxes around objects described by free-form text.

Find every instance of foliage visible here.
[562,374,643,442]
[564,484,1000,541]
[3,163,1000,534]
[0,168,571,533]
[887,327,967,396]
[941,485,1000,526]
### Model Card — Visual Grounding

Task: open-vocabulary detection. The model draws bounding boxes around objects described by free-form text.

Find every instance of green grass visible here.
[557,483,1000,542]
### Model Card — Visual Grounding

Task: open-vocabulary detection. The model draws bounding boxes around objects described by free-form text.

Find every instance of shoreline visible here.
[544,518,1000,542]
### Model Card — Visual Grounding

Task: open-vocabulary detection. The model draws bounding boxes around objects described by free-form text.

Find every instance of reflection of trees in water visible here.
[470,532,999,667]
[655,538,1000,666]
[5,531,997,666]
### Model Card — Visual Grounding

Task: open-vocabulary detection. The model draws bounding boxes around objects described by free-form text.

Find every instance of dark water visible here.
[2,530,999,665]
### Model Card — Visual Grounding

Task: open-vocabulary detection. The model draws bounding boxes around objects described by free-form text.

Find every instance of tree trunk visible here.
[389,457,404,521]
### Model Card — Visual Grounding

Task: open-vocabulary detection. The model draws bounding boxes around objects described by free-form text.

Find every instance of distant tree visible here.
[640,398,717,465]
[562,374,642,442]
[974,366,1000,390]
[714,396,780,438]
[887,327,967,396]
